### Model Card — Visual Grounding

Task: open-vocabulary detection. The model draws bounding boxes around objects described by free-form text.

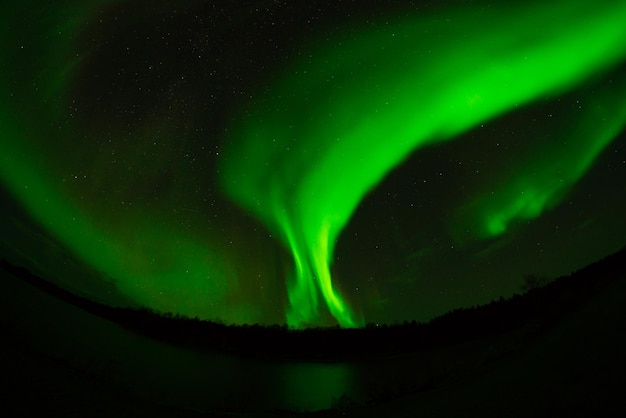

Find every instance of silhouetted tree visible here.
[520,273,549,293]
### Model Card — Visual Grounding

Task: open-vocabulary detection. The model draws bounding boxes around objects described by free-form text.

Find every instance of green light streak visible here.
[0,1,248,324]
[0,118,235,318]
[220,0,626,327]
[1,0,625,328]
[457,83,626,239]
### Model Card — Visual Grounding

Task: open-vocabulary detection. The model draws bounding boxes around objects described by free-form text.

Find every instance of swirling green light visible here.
[460,87,626,240]
[0,1,252,324]
[1,1,625,328]
[220,0,626,327]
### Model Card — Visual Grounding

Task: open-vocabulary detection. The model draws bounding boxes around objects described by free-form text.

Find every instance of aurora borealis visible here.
[1,0,626,328]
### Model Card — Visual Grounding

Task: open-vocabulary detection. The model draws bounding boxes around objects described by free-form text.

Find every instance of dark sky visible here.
[1,0,625,327]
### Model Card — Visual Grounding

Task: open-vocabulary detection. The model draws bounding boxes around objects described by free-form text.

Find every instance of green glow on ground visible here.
[220,0,626,327]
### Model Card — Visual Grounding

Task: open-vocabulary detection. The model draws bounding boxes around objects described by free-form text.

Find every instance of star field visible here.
[1,0,625,327]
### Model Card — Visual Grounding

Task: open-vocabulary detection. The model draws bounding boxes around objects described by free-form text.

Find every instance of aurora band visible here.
[219,0,626,327]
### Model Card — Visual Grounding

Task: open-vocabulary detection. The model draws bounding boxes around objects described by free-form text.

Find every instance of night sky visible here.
[1,0,625,328]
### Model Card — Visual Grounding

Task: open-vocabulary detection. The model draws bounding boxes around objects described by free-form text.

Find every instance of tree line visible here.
[1,245,624,361]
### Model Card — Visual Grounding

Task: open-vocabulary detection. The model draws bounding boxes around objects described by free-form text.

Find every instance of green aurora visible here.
[219,0,626,327]
[1,0,625,328]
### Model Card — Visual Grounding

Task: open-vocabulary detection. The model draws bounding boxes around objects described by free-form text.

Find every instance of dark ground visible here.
[1,251,625,417]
